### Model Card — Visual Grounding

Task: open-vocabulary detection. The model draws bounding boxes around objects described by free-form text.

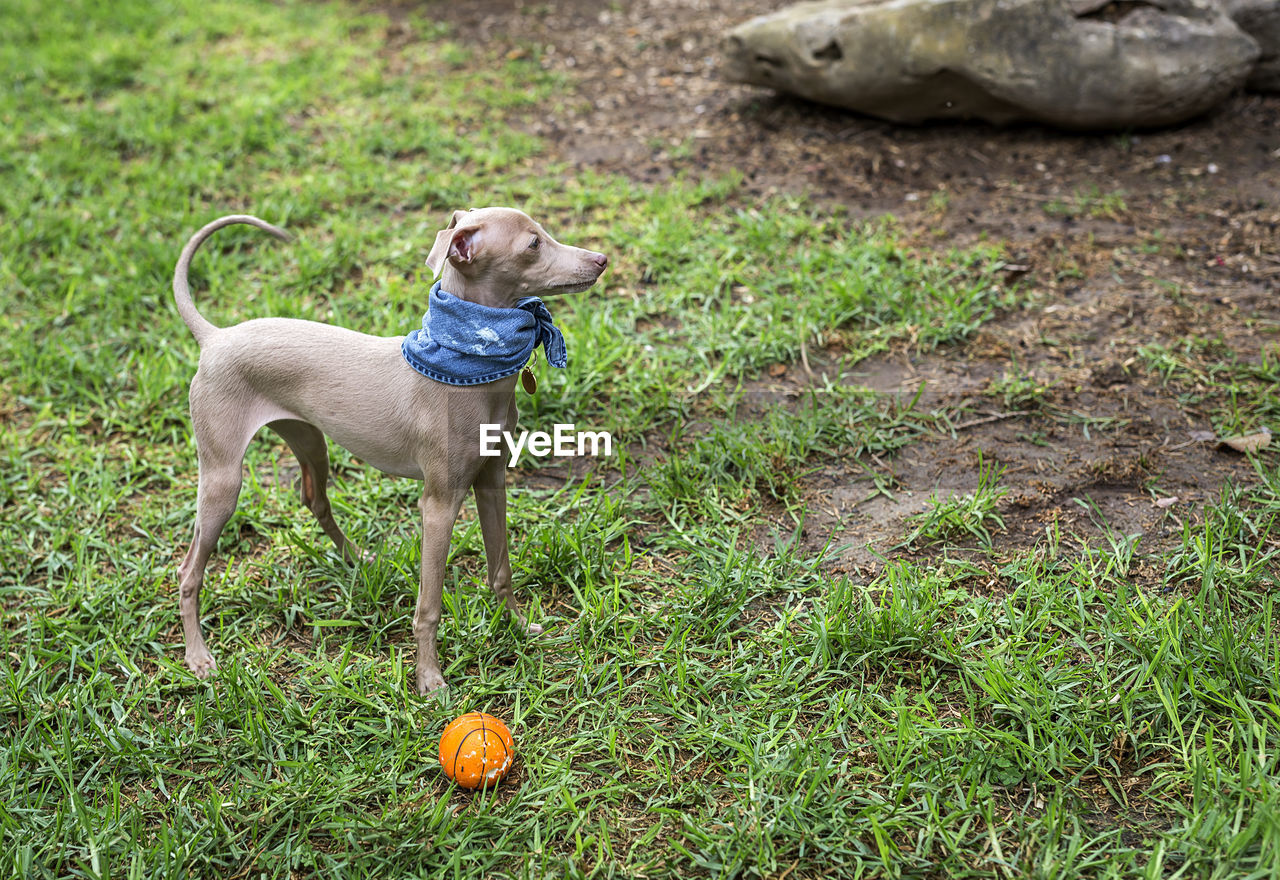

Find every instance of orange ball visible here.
[438,712,515,789]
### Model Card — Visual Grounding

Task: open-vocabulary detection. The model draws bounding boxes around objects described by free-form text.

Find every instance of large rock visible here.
[1221,0,1280,90]
[723,0,1261,129]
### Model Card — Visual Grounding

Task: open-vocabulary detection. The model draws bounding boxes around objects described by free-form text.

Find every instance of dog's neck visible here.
[438,265,515,310]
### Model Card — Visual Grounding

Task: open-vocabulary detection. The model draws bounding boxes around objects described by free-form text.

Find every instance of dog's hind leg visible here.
[473,456,542,636]
[178,419,254,678]
[268,419,364,563]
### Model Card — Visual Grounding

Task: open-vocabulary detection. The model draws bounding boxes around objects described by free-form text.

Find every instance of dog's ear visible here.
[446,226,478,267]
[425,226,479,276]
[425,210,476,277]
[425,227,453,277]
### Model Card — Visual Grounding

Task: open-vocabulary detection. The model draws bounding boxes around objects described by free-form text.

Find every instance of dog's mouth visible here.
[544,278,601,295]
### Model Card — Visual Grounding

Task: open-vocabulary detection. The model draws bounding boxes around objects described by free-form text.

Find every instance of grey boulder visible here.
[723,0,1261,129]
[1220,0,1280,91]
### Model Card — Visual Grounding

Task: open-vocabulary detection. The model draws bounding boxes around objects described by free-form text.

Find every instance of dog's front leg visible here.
[474,457,542,636]
[414,488,467,695]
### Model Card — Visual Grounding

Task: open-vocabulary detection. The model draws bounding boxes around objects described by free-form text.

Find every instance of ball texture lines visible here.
[438,712,514,789]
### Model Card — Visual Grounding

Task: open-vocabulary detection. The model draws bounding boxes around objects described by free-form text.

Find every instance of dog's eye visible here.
[528,236,540,251]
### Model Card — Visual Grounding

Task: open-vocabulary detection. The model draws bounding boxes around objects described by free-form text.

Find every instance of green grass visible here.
[988,362,1056,413]
[903,452,1008,548]
[1137,339,1280,437]
[3,1,1280,877]
[1043,186,1129,222]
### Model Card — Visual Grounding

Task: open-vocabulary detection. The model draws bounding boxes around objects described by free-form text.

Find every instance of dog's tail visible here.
[173,214,292,345]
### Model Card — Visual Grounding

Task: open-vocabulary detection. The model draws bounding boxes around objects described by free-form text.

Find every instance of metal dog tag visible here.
[521,368,537,394]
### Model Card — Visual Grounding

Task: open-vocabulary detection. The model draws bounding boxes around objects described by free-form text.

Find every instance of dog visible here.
[172,208,607,693]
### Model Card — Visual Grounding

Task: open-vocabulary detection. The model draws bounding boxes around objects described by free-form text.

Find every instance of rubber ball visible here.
[438,712,514,789]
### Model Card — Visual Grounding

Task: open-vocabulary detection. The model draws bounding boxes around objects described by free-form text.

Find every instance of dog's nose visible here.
[592,253,608,270]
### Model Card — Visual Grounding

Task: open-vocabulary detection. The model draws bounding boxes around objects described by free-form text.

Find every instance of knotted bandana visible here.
[401,281,567,386]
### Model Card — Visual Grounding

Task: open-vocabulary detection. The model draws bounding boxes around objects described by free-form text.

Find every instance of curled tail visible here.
[173,214,292,345]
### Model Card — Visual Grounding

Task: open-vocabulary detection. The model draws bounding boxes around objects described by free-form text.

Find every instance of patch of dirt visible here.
[418,0,1279,565]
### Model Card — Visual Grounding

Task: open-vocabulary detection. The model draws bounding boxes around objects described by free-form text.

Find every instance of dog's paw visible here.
[506,607,544,638]
[417,670,448,696]
[185,650,218,679]
[342,545,376,566]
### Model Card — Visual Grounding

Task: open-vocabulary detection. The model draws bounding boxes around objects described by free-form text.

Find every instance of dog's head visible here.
[425,207,607,305]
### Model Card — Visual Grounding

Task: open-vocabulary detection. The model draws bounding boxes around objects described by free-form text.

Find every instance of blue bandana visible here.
[401,282,568,386]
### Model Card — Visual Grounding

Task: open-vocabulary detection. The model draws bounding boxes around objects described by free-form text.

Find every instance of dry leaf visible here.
[1220,429,1272,454]
[1154,496,1179,509]
[1188,430,1216,443]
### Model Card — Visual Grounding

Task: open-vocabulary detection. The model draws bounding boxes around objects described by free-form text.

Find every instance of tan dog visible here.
[173,209,607,693]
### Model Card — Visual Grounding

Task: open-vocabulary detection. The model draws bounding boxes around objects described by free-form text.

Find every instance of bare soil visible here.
[424,0,1280,571]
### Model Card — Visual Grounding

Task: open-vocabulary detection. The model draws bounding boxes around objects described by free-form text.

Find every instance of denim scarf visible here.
[401,282,567,386]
